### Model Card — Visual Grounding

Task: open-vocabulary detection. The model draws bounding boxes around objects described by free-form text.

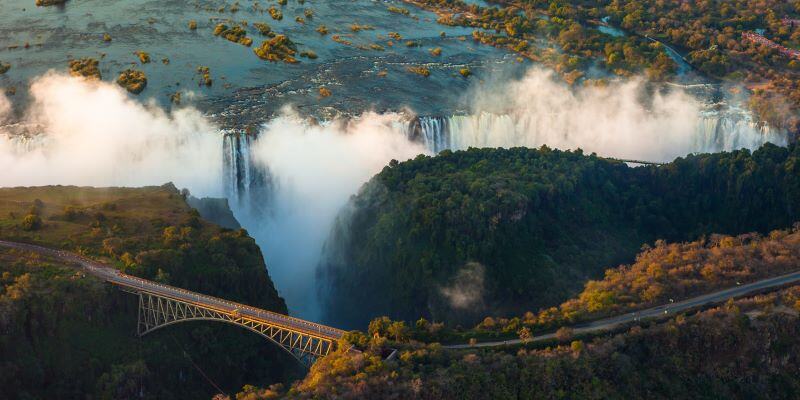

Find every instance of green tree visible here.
[368,316,392,338]
[387,321,410,342]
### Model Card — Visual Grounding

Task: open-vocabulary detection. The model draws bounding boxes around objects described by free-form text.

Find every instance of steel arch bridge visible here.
[0,240,346,368]
[133,290,340,367]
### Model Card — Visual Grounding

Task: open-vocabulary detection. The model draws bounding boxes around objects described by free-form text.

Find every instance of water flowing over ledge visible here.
[405,111,785,158]
[223,132,272,218]
[222,108,787,206]
[0,72,790,321]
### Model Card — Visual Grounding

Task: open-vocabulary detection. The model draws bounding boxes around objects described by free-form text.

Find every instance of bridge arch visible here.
[136,291,336,367]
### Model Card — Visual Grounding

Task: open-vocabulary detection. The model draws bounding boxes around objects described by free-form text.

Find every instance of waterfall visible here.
[405,110,787,161]
[692,111,783,152]
[222,131,272,218]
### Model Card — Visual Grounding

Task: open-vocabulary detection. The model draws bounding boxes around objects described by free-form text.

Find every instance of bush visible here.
[68,58,101,80]
[21,214,42,231]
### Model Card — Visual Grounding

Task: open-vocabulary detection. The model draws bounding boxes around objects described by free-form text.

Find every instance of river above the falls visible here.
[0,0,526,126]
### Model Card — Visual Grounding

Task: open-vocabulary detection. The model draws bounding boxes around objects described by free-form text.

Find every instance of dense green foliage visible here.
[244,286,800,399]
[0,185,297,399]
[397,225,800,343]
[319,144,800,328]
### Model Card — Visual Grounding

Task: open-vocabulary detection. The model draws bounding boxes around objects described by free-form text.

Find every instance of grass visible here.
[0,184,191,256]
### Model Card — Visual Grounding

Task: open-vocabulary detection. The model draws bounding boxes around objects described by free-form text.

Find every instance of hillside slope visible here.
[0,184,293,399]
[286,287,800,399]
[319,143,800,327]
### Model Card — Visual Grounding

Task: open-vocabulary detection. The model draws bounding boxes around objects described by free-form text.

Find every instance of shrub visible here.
[21,214,42,231]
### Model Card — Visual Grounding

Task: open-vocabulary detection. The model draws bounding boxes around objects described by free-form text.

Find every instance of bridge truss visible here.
[135,291,336,367]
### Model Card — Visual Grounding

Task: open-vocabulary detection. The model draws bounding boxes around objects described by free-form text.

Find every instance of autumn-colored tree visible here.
[20,214,41,231]
[555,327,574,342]
[387,321,410,342]
[518,327,532,343]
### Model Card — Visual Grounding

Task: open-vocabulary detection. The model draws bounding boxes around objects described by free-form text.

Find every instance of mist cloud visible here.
[439,262,486,311]
[242,109,426,319]
[0,73,223,195]
[457,68,782,161]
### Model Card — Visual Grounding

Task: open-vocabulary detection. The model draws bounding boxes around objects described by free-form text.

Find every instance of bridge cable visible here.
[168,334,228,397]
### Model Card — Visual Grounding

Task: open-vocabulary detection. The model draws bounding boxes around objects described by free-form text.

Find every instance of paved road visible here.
[446,270,800,349]
[0,240,345,340]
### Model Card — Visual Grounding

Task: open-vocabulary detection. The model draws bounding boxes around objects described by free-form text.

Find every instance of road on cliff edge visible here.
[445,270,800,349]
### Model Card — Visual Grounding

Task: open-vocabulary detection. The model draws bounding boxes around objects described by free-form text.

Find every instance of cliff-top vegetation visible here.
[319,143,800,328]
[0,184,294,398]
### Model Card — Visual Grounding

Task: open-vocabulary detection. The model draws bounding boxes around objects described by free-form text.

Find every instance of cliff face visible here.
[0,185,295,399]
[187,195,241,230]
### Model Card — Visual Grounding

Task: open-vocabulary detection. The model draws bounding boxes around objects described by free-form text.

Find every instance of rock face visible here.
[187,195,242,230]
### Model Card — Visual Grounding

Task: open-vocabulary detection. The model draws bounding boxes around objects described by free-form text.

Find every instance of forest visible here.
[318,143,800,328]
[380,225,800,344]
[0,185,295,399]
[234,221,800,398]
[242,283,800,399]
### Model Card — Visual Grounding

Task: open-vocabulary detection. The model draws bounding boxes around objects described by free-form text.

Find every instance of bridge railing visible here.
[110,270,345,338]
[604,157,666,166]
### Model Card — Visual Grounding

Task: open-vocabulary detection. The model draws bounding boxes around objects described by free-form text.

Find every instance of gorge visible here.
[0,69,791,321]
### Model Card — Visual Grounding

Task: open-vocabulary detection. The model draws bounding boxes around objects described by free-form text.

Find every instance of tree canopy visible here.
[319,143,800,328]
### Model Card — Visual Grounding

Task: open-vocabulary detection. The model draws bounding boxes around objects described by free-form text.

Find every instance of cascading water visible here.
[407,116,451,154]
[405,110,787,161]
[222,131,272,218]
[693,111,782,152]
[222,107,787,227]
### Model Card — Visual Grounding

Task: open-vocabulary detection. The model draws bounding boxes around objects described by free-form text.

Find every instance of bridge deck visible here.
[0,240,345,341]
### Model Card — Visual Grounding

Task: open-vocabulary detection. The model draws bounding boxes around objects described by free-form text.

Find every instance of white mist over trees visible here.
[0,69,788,319]
[0,73,222,194]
